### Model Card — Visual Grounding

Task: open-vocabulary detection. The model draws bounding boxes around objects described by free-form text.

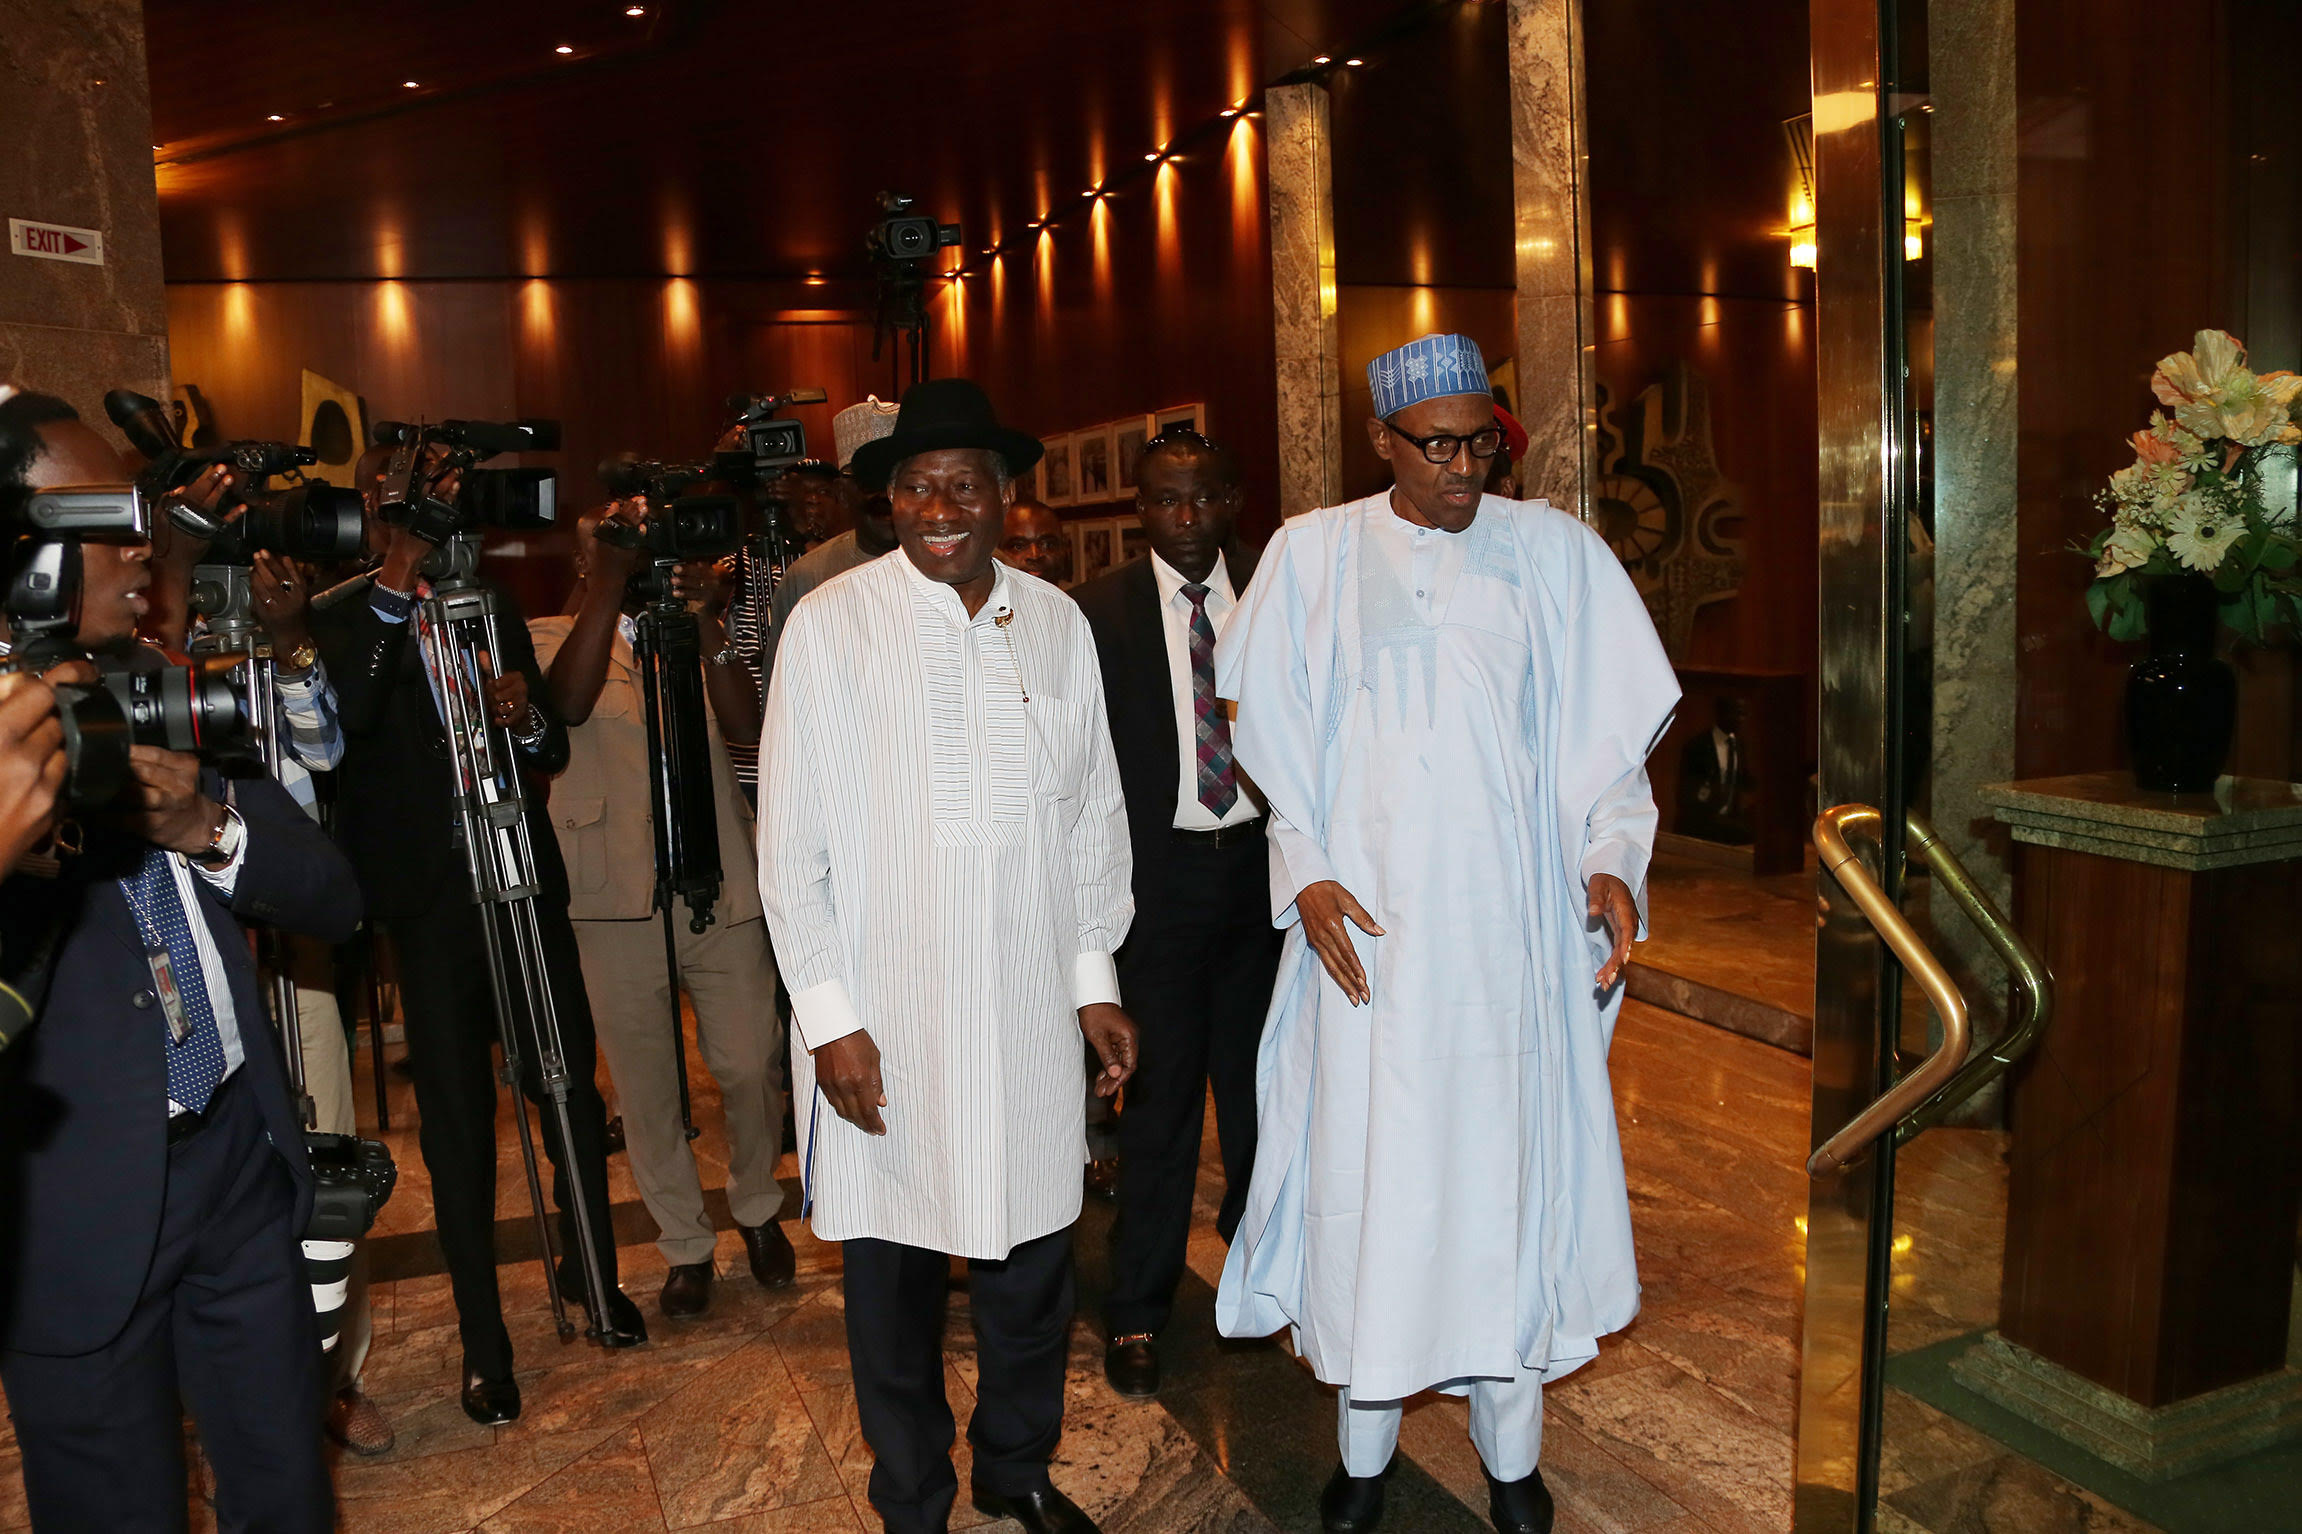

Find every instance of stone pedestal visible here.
[1966,773,2302,1477]
[0,0,170,437]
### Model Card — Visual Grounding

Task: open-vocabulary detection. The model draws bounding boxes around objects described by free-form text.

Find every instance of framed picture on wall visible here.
[1114,415,1153,493]
[1041,435,1076,506]
[1014,458,1039,502]
[1154,402,1205,439]
[1115,512,1147,565]
[1075,520,1117,583]
[1076,428,1113,501]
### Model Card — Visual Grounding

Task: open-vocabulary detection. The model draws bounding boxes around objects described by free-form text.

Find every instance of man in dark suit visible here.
[1072,430,1280,1398]
[311,448,642,1428]
[0,393,363,1531]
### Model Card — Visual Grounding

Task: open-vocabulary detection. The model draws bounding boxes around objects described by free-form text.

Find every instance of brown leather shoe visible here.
[740,1219,797,1288]
[325,1386,396,1456]
[660,1261,713,1318]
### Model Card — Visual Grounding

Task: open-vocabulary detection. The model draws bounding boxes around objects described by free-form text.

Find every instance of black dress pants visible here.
[387,893,617,1378]
[1105,834,1281,1338]
[843,1227,1075,1534]
[0,1077,332,1533]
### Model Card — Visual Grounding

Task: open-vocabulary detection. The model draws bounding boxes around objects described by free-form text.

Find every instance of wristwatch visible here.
[278,640,318,675]
[194,805,245,871]
[707,645,743,668]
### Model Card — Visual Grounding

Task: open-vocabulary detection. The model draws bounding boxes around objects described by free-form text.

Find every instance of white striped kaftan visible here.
[759,549,1135,1259]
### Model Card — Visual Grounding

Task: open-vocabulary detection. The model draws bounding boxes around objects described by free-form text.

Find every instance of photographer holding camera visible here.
[313,439,641,1427]
[530,499,793,1317]
[0,390,361,1531]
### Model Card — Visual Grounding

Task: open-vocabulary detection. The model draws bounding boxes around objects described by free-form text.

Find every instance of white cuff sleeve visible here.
[789,977,865,1052]
[1072,950,1120,1010]
[188,810,247,899]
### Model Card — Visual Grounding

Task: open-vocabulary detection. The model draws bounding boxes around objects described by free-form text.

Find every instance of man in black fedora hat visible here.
[758,378,1139,1534]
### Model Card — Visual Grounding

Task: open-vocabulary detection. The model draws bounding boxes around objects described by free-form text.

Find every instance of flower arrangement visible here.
[2084,329,2302,643]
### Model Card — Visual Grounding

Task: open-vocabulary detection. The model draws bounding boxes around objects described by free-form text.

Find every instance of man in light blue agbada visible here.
[1213,334,1679,1534]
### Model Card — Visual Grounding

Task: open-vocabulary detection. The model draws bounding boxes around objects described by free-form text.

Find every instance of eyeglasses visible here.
[1383,419,1504,465]
[1146,426,1219,454]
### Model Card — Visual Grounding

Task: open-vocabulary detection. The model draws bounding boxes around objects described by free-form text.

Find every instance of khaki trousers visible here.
[291,965,373,1392]
[573,913,786,1265]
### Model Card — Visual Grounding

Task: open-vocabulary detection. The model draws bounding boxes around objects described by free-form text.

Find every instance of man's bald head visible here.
[998,498,1072,585]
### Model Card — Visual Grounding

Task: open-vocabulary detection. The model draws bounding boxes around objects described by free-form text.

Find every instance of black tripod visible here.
[414,535,615,1345]
[628,575,724,1140]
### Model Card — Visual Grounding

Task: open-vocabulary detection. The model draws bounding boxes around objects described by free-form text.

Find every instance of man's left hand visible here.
[1589,872,1637,991]
[481,656,529,729]
[675,557,734,617]
[123,745,224,857]
[1078,1002,1138,1097]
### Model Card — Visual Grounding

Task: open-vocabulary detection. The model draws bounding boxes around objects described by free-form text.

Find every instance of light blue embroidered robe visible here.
[1212,495,1678,1400]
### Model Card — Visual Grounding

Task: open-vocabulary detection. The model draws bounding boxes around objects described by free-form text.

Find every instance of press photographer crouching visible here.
[314,427,642,1428]
[531,484,793,1318]
[0,389,360,1531]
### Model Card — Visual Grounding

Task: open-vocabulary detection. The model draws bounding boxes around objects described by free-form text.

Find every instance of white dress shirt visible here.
[162,811,251,1113]
[1150,550,1262,831]
[759,552,1134,1258]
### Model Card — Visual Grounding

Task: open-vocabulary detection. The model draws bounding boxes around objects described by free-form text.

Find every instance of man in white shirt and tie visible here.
[1071,430,1279,1400]
[759,379,1138,1534]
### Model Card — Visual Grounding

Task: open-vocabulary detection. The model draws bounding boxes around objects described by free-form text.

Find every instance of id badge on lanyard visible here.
[144,937,191,1045]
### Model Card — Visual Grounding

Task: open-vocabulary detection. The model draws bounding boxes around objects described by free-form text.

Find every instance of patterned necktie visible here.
[124,848,225,1113]
[1183,583,1238,816]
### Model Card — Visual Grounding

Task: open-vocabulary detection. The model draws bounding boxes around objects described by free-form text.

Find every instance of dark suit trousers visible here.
[386,892,618,1377]
[843,1228,1074,1534]
[1104,833,1281,1337]
[0,1077,331,1533]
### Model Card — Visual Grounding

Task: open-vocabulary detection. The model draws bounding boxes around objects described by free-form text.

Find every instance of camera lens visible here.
[103,654,253,758]
[51,682,132,809]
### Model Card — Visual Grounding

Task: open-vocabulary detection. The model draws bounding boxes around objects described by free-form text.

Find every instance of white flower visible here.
[2166,506,2243,572]
[2150,329,2302,447]
[2096,522,2158,576]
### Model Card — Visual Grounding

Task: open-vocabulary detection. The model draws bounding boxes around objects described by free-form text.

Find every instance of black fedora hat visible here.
[847,378,1044,492]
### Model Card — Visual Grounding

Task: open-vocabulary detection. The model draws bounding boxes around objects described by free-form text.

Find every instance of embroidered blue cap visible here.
[1367,333,1491,420]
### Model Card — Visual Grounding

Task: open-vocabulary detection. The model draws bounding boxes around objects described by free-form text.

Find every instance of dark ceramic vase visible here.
[2124,574,2237,793]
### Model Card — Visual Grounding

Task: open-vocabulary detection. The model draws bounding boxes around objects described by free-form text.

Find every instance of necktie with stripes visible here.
[1183,583,1238,816]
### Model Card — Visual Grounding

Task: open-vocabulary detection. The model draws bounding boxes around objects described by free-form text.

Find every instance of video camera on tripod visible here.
[373,417,561,546]
[0,479,253,807]
[594,455,745,605]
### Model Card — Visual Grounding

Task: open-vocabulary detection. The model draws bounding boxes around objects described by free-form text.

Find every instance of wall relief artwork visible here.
[1589,362,1744,662]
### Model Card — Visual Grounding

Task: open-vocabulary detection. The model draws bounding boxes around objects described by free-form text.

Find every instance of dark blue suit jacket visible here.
[0,772,362,1357]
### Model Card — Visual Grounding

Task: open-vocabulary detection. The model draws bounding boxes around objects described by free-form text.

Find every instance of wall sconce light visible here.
[1789,237,1817,271]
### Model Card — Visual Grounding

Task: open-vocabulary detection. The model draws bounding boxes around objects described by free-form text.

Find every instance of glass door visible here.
[1796,1,2302,1530]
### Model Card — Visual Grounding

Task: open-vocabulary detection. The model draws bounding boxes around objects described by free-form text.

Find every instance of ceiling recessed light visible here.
[1220,106,1240,118]
[625,4,646,13]
[1345,57,1364,67]
[403,80,419,89]
[1313,54,1332,64]
[555,44,573,54]
[267,113,284,121]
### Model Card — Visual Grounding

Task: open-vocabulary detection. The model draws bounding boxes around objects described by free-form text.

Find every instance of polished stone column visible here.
[1266,82,1342,521]
[1928,0,2019,1061]
[1506,0,1596,518]
[0,0,170,433]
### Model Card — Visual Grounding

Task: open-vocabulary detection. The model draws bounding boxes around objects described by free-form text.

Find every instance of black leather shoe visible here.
[660,1262,713,1318]
[1083,1156,1121,1203]
[740,1219,797,1288]
[460,1368,521,1426]
[560,1270,650,1347]
[1103,1333,1160,1398]
[969,1482,1099,1533]
[1319,1462,1387,1533]
[1486,1468,1554,1534]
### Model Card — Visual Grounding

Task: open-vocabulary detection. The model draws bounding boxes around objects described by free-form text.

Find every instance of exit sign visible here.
[9,219,105,266]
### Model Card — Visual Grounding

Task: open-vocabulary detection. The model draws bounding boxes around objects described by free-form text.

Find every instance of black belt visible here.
[1171,820,1264,849]
[166,1070,239,1146]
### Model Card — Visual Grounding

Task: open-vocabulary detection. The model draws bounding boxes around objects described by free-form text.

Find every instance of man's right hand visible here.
[1297,879,1385,1006]
[588,500,645,588]
[0,673,66,870]
[814,1029,888,1135]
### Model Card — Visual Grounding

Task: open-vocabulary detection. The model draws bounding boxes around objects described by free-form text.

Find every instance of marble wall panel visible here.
[1266,83,1342,520]
[0,0,169,433]
[1506,0,1597,518]
[1927,0,2019,1070]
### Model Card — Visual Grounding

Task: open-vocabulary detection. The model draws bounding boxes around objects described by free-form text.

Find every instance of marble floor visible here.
[0,927,2155,1532]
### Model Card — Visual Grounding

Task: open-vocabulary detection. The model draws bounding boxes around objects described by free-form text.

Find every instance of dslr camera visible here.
[1,481,251,807]
[374,417,561,545]
[103,390,367,568]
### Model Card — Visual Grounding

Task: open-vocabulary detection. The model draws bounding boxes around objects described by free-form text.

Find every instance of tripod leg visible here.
[472,900,578,1343]
[368,948,391,1133]
[506,898,615,1342]
[662,903,699,1141]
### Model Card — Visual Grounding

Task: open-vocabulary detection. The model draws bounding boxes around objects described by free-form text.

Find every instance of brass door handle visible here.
[1806,804,1972,1176]
[1892,812,2053,1142]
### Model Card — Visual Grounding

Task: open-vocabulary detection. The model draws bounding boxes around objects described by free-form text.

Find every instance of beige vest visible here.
[529,615,764,924]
